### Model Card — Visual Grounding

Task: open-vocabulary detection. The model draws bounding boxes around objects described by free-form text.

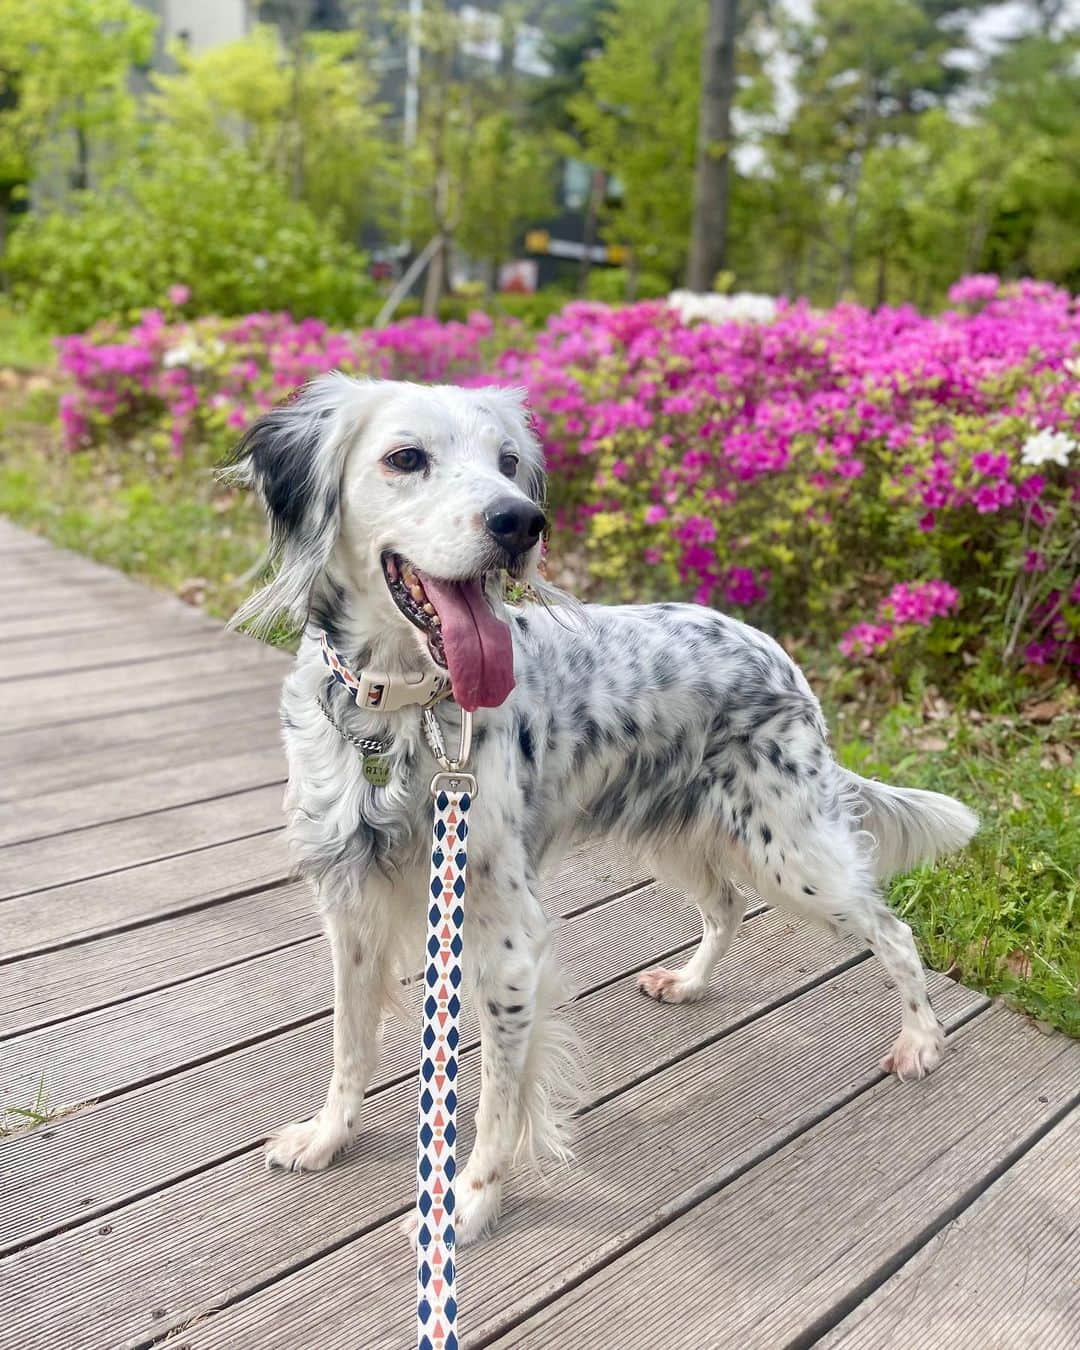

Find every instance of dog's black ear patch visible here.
[232,401,333,542]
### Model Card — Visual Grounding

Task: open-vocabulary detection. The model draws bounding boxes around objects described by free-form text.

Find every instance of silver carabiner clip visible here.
[423,706,477,799]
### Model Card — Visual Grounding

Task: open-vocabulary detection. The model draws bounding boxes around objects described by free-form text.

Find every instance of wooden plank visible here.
[0,830,290,957]
[0,877,688,1114]
[0,882,316,1036]
[0,913,880,1343]
[0,866,679,1254]
[0,522,52,552]
[0,683,281,773]
[0,962,983,1350]
[0,604,213,644]
[0,709,276,804]
[0,782,284,900]
[821,1108,1080,1350]
[0,642,286,733]
[489,1014,1078,1350]
[0,626,232,683]
[0,839,645,1034]
[0,593,219,643]
[0,745,285,845]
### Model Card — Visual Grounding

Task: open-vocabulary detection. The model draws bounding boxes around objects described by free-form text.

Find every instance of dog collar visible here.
[319,631,450,713]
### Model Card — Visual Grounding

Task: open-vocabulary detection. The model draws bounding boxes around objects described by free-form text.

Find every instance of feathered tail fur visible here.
[841,771,979,881]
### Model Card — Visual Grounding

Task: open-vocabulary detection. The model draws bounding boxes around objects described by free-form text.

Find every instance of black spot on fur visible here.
[760,824,773,845]
[517,718,535,764]
[803,885,816,896]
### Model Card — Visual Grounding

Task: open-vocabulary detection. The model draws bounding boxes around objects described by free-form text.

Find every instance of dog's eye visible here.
[384,446,428,474]
[499,450,519,480]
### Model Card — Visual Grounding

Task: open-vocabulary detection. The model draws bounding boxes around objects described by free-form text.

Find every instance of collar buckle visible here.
[320,632,450,712]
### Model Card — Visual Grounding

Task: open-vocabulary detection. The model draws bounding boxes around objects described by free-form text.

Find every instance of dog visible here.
[230,372,978,1244]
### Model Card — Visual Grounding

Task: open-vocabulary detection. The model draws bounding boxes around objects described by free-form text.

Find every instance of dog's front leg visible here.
[265,885,395,1172]
[455,876,552,1245]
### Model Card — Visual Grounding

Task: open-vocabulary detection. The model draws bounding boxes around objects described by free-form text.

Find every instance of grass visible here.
[0,376,1077,1036]
[0,375,268,623]
[833,684,1079,1035]
[0,1075,58,1138]
[0,302,55,369]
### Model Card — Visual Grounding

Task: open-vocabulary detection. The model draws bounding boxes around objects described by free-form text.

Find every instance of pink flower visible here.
[168,285,191,306]
[840,622,896,658]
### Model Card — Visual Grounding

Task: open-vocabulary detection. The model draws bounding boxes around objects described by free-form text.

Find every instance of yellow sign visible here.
[524,229,551,253]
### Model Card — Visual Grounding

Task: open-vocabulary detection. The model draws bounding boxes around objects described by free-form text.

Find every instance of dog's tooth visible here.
[409,584,424,602]
[430,614,441,627]
[423,602,435,615]
[386,556,399,581]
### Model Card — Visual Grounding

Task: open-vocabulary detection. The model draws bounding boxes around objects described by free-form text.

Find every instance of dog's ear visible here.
[484,385,547,507]
[227,372,377,635]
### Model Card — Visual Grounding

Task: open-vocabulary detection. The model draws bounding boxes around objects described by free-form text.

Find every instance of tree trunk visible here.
[578,168,605,295]
[874,247,888,307]
[687,0,738,292]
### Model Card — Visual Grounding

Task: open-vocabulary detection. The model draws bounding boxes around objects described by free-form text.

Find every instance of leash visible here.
[314,631,475,1348]
[417,706,475,1350]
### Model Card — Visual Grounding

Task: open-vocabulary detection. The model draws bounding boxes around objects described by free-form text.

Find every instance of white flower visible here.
[1064,355,1080,379]
[1020,427,1076,468]
[667,290,778,326]
[162,342,199,369]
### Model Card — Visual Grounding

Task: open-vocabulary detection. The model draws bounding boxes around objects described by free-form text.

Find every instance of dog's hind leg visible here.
[746,816,945,1082]
[637,871,745,1004]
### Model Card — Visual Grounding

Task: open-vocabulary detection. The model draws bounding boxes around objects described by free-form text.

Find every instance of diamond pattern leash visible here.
[417,708,476,1350]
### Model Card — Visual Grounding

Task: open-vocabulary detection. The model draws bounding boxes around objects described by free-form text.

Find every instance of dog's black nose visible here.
[483,498,547,557]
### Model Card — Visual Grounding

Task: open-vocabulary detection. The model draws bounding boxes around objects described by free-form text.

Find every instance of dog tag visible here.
[363,754,391,787]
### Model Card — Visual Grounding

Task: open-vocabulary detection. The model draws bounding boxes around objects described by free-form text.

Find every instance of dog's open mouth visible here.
[382,552,515,711]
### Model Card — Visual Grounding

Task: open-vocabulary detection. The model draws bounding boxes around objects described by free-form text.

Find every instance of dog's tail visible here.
[841,770,979,881]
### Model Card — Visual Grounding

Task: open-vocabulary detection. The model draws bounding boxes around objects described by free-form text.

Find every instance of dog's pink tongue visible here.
[418,573,515,712]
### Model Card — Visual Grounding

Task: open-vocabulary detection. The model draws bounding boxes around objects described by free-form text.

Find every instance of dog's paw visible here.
[881,1023,945,1082]
[398,1210,419,1249]
[398,1178,499,1251]
[637,966,704,1004]
[265,1113,352,1173]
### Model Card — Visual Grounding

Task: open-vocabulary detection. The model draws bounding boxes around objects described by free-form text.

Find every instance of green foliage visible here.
[584,267,669,302]
[0,0,154,202]
[5,141,375,331]
[570,0,705,282]
[150,24,391,240]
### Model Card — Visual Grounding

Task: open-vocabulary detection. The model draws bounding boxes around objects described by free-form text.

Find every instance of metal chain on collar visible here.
[315,689,391,756]
[416,704,475,1350]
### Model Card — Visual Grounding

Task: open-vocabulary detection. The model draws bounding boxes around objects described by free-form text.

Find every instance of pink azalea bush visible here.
[56,276,1080,675]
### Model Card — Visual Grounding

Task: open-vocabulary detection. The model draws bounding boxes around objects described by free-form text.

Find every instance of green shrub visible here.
[584,267,670,303]
[6,146,376,332]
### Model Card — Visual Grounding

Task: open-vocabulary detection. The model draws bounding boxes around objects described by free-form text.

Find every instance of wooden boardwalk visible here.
[1,516,1077,1350]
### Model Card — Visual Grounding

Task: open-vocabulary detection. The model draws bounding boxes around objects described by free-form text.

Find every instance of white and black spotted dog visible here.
[231,373,978,1244]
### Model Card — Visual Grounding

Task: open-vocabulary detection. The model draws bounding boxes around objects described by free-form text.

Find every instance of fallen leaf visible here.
[1024,699,1064,723]
[915,736,948,752]
[1001,949,1032,981]
[178,577,208,606]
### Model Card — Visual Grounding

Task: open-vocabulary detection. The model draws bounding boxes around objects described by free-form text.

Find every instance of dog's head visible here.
[229,374,546,711]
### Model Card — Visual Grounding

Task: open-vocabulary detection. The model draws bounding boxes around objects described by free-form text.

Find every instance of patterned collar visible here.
[319,631,450,713]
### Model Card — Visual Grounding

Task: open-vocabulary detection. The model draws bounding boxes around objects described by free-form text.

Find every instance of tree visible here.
[0,0,153,272]
[150,23,389,241]
[776,0,989,298]
[570,0,706,283]
[687,0,738,290]
[397,0,555,311]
